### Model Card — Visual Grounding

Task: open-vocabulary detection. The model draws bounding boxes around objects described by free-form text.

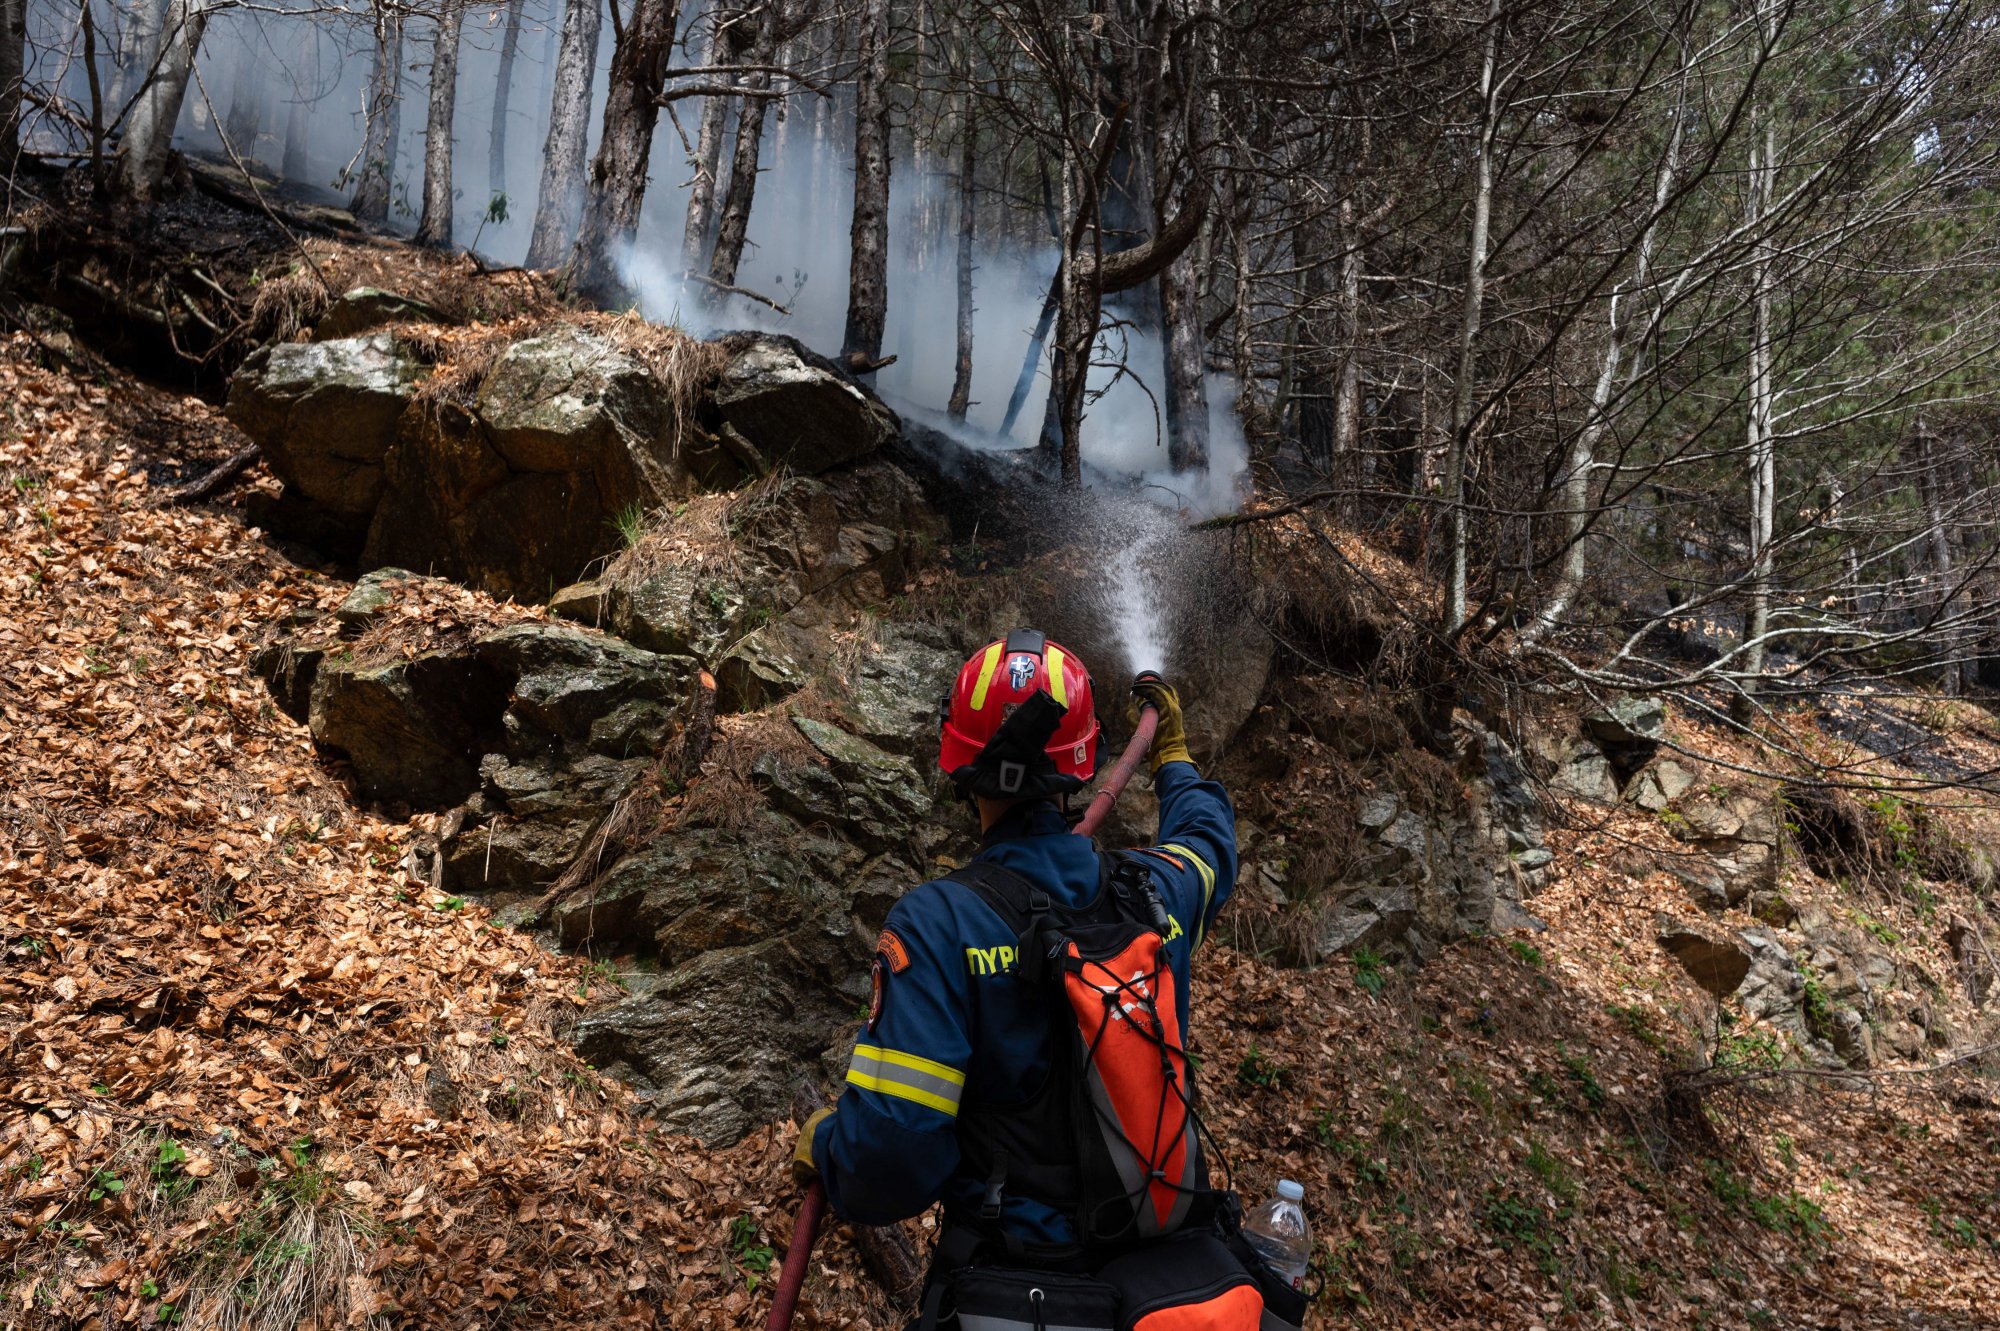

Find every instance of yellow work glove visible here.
[792,1107,833,1188]
[1129,671,1193,772]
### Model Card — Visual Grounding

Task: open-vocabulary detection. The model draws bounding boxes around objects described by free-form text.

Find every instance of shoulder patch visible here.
[876,929,912,974]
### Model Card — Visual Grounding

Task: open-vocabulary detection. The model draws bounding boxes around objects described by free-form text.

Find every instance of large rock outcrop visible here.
[226,331,429,527]
[227,322,905,600]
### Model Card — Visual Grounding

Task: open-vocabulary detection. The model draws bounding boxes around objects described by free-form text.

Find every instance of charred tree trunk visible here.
[417,0,464,248]
[706,9,777,292]
[678,9,739,278]
[281,68,311,181]
[351,8,406,224]
[570,0,683,304]
[525,0,602,268]
[1,0,24,163]
[1160,240,1208,472]
[842,0,893,368]
[115,0,209,199]
[948,95,977,421]
[488,0,526,200]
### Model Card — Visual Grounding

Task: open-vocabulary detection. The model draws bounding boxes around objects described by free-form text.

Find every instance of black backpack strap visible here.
[941,860,1049,937]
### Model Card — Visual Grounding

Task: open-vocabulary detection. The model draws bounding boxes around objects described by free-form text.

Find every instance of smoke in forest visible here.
[27,0,1243,513]
[617,127,1249,517]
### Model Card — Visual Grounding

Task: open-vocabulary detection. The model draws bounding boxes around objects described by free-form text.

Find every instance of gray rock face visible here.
[1285,719,1547,965]
[1657,916,1753,997]
[314,287,452,341]
[1585,694,1666,747]
[225,332,429,526]
[1552,745,1620,804]
[1663,791,1779,908]
[363,328,692,600]
[335,567,418,628]
[711,332,900,474]
[1736,929,1810,1043]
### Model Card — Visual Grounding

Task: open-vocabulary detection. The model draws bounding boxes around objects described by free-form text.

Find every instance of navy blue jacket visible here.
[812,760,1238,1247]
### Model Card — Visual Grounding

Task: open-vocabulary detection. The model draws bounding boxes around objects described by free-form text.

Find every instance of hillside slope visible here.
[3,332,1997,1331]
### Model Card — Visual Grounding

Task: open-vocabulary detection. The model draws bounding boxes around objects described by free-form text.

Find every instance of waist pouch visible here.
[1094,1230,1264,1331]
[951,1266,1120,1331]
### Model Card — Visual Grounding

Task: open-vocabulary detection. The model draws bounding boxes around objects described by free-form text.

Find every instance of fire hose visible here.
[765,704,1159,1328]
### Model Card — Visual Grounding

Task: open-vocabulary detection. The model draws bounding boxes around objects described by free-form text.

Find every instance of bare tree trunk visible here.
[947,94,977,421]
[570,0,683,304]
[1334,197,1362,490]
[1737,106,1777,719]
[417,0,464,247]
[706,9,778,292]
[678,9,737,278]
[351,7,405,223]
[281,78,310,180]
[105,0,165,115]
[222,32,262,156]
[1443,0,1501,634]
[1523,58,1686,648]
[524,0,601,268]
[842,0,893,367]
[1914,422,1963,693]
[115,0,209,199]
[1,0,27,163]
[488,0,526,201]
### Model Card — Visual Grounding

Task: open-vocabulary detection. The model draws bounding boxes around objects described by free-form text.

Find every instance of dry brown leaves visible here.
[3,331,1996,1331]
[0,337,877,1330]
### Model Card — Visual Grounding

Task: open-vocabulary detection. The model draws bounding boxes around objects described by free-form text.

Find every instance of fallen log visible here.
[161,444,261,505]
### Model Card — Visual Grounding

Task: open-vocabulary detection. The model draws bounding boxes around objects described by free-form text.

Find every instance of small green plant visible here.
[1526,1138,1577,1203]
[1702,1158,1751,1210]
[727,1215,776,1289]
[1351,946,1387,999]
[1556,1045,1607,1111]
[435,896,466,912]
[608,502,649,548]
[490,1031,510,1048]
[152,1138,194,1202]
[1506,938,1545,969]
[577,957,628,996]
[1236,1044,1289,1091]
[1749,1189,1831,1246]
[86,1168,125,1203]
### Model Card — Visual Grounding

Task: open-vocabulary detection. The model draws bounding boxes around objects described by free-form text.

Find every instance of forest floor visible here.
[3,329,1998,1331]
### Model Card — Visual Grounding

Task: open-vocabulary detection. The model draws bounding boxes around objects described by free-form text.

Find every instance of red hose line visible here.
[1073,706,1159,840]
[765,1179,828,1331]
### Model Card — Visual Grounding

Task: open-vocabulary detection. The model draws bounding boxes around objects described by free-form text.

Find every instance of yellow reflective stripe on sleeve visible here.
[1161,842,1217,946]
[1045,645,1068,707]
[845,1043,966,1117]
[968,643,1005,711]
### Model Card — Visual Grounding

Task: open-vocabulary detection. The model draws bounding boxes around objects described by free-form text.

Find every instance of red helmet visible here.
[940,629,1099,798]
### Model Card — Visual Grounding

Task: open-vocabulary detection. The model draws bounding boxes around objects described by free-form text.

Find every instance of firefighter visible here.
[791,629,1239,1299]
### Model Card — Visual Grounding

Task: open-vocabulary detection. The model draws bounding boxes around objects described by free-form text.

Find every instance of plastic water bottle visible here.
[1242,1179,1311,1290]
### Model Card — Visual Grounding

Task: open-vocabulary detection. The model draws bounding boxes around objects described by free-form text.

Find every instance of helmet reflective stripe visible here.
[1045,644,1069,707]
[968,642,1006,712]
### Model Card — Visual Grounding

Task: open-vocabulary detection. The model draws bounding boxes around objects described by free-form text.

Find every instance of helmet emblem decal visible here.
[1007,655,1038,689]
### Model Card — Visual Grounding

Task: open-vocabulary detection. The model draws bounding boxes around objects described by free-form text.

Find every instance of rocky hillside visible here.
[3,250,1998,1331]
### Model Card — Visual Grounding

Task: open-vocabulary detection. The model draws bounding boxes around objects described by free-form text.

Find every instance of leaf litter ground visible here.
[3,334,1997,1330]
